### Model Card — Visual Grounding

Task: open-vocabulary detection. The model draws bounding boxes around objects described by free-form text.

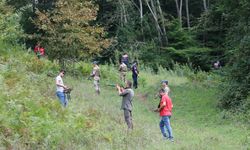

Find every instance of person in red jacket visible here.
[39,47,45,56]
[155,89,174,141]
[34,43,40,54]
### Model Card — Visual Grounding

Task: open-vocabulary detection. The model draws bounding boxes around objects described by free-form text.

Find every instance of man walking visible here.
[116,80,134,131]
[131,61,139,89]
[90,61,101,95]
[56,69,68,107]
[155,89,174,141]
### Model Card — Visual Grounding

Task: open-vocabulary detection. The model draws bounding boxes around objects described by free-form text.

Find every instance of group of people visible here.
[34,43,45,59]
[55,53,174,142]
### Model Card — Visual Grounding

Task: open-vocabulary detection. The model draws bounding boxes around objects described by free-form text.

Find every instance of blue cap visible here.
[92,61,98,64]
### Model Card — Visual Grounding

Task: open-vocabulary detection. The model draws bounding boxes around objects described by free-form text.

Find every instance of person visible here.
[155,80,171,108]
[121,52,129,68]
[56,69,69,107]
[34,43,41,58]
[39,46,45,56]
[90,61,101,95]
[34,42,45,59]
[131,61,139,89]
[119,61,128,83]
[161,80,170,95]
[116,80,134,131]
[213,60,221,69]
[155,89,174,142]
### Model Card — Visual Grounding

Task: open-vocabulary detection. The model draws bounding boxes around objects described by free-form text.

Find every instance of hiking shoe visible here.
[163,136,168,140]
[169,138,174,142]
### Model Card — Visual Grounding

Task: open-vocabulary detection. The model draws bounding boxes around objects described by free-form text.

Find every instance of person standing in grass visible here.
[131,61,139,89]
[56,69,68,107]
[155,80,171,108]
[155,89,174,141]
[90,61,101,95]
[116,80,134,131]
[119,61,128,83]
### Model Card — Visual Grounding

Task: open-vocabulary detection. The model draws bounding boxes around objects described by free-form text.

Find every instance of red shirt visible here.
[159,94,173,116]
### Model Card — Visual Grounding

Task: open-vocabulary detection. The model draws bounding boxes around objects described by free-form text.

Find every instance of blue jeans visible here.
[56,91,68,107]
[159,116,173,139]
[132,74,138,89]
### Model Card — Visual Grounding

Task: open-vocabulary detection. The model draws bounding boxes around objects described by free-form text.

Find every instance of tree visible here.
[34,0,110,66]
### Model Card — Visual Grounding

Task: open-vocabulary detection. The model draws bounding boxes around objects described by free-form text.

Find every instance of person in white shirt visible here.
[56,70,68,107]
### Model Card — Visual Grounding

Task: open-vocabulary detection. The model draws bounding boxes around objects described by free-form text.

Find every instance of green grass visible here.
[0,44,249,149]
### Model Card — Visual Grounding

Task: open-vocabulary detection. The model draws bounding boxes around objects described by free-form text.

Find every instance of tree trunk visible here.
[175,0,183,27]
[185,0,190,29]
[203,0,208,12]
[145,0,163,46]
[156,0,168,45]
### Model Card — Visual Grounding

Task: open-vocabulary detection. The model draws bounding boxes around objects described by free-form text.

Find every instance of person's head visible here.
[161,80,168,87]
[133,60,138,65]
[159,89,166,96]
[92,61,98,66]
[125,80,132,88]
[59,69,65,77]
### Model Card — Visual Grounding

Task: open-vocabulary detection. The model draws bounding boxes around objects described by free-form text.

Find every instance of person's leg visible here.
[56,91,67,107]
[94,80,100,95]
[132,75,138,89]
[159,117,167,138]
[124,109,133,129]
[163,116,173,139]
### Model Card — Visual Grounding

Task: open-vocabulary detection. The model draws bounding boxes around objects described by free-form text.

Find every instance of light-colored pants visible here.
[94,79,100,93]
[120,71,126,83]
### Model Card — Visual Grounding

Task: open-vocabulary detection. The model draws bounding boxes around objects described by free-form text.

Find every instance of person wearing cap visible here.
[121,52,129,68]
[131,61,139,89]
[119,61,128,83]
[56,69,69,107]
[161,80,170,95]
[155,80,171,108]
[155,89,174,142]
[90,61,101,95]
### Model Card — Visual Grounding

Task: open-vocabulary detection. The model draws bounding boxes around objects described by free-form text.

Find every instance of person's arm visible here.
[116,85,127,96]
[157,101,166,112]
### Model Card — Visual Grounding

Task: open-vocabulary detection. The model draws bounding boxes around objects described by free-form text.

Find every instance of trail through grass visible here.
[65,76,249,150]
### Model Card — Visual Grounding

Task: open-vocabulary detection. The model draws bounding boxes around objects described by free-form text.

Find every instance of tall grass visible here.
[0,44,249,149]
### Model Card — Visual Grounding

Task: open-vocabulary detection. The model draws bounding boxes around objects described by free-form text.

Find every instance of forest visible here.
[0,0,249,148]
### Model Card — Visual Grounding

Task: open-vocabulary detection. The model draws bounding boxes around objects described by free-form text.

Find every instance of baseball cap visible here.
[161,80,168,85]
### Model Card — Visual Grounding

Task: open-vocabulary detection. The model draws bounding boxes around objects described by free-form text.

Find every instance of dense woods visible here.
[1,0,249,112]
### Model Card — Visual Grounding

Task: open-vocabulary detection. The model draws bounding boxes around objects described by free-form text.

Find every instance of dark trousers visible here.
[132,74,138,89]
[124,109,133,129]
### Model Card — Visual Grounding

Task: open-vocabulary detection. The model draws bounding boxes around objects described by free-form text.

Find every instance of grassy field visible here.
[0,44,249,149]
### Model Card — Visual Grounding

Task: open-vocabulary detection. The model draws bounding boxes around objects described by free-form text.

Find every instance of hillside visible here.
[0,44,249,150]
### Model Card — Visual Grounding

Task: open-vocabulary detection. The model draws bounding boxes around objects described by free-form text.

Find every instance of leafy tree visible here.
[211,0,250,111]
[34,0,110,66]
[0,0,23,44]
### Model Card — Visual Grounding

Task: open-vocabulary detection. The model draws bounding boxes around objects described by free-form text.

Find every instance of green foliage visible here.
[219,36,250,111]
[0,1,23,44]
[167,19,196,49]
[33,0,110,66]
